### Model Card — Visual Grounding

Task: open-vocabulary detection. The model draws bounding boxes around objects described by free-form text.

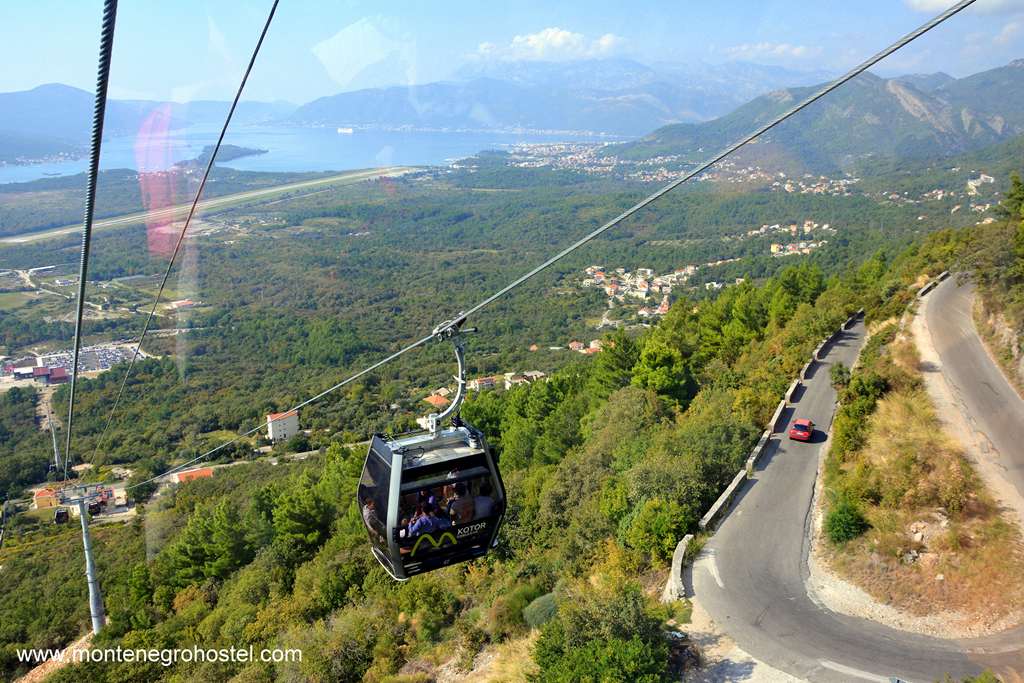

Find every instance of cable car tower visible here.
[359,319,506,580]
[47,409,62,474]
[56,484,107,634]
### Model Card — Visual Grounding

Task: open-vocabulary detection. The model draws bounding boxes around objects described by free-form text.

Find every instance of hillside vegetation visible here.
[966,172,1024,388]
[1,256,882,682]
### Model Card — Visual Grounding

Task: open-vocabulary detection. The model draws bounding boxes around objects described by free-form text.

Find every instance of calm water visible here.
[0,125,624,184]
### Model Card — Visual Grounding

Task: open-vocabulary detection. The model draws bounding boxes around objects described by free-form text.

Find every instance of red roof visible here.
[49,368,68,380]
[424,394,451,409]
[32,367,50,377]
[34,487,56,498]
[267,410,298,422]
[177,467,214,482]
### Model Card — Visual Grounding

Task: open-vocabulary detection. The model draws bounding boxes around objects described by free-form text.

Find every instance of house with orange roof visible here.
[424,394,451,410]
[267,409,299,442]
[33,488,59,509]
[174,467,215,484]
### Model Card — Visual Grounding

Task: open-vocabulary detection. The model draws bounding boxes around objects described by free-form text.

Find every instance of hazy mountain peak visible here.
[620,57,1024,173]
[893,72,955,92]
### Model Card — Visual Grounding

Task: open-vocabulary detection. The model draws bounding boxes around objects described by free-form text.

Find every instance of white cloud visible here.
[724,42,823,61]
[477,27,625,61]
[905,0,1024,14]
[993,17,1022,43]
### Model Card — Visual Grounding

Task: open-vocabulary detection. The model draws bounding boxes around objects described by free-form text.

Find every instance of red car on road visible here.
[788,418,814,442]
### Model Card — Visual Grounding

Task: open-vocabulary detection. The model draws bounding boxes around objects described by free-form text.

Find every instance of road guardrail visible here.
[665,309,865,600]
[661,534,694,602]
[698,470,748,531]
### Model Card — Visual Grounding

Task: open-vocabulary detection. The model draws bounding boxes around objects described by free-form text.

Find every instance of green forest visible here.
[0,152,994,499]
[0,245,951,681]
[0,136,1019,679]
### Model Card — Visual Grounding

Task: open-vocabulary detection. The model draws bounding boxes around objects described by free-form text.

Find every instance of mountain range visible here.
[0,59,834,164]
[621,58,1024,173]
[2,57,1023,173]
[288,58,834,135]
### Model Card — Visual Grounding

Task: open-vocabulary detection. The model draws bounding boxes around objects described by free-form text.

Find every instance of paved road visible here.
[687,317,1024,682]
[924,277,1024,510]
[0,167,414,245]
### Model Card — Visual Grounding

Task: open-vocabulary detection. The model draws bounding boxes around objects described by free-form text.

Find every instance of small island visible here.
[187,144,268,167]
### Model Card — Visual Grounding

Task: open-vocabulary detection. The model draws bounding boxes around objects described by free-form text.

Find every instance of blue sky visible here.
[3,0,1023,103]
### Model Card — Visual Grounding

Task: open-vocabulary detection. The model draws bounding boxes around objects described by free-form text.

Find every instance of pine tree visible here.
[273,473,333,567]
[995,172,1024,221]
[205,499,252,580]
[167,511,213,588]
[586,329,639,402]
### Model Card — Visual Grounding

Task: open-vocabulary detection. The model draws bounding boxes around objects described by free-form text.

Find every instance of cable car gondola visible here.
[358,323,506,581]
[54,507,70,524]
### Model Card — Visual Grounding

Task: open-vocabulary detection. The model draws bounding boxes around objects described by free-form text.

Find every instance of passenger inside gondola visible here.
[474,481,495,518]
[397,471,497,542]
[447,482,474,523]
[409,502,452,536]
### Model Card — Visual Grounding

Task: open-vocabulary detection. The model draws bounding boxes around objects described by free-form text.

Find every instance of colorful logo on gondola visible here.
[409,521,490,556]
[410,531,457,556]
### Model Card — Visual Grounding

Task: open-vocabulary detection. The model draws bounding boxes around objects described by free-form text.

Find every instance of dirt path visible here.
[35,385,57,433]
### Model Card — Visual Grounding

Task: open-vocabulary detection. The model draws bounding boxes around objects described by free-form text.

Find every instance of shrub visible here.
[534,633,667,683]
[623,498,688,565]
[523,593,557,629]
[825,493,869,544]
[533,576,668,682]
[845,372,888,403]
[938,459,971,516]
[486,583,544,637]
[830,363,851,388]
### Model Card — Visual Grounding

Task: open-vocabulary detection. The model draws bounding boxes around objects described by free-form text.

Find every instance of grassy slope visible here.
[823,322,1024,625]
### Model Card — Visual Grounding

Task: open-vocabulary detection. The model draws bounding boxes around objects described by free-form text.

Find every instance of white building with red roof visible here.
[267,409,299,443]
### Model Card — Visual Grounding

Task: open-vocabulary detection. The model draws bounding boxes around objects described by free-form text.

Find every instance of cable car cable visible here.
[63,0,119,481]
[125,0,975,491]
[88,0,281,466]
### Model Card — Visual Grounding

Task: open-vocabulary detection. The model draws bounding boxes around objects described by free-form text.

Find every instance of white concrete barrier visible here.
[801,361,813,380]
[699,470,748,531]
[785,379,801,403]
[745,430,772,476]
[661,533,694,602]
[769,399,788,434]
